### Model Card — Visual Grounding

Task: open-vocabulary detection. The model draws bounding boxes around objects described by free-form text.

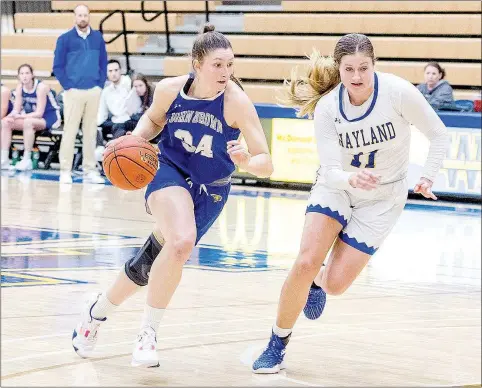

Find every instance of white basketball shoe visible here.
[72,293,106,358]
[131,326,159,368]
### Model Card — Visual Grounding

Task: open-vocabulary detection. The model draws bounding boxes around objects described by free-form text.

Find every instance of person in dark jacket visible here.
[417,62,454,110]
[53,3,106,184]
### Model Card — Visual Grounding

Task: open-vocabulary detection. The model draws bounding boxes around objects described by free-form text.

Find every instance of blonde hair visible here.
[281,33,375,118]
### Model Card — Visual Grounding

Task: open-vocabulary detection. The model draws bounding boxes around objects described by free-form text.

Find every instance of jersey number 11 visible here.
[350,150,378,168]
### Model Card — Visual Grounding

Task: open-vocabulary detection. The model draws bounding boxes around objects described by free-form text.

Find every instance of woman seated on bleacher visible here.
[129,73,154,124]
[417,61,455,110]
[1,64,61,171]
[1,84,14,119]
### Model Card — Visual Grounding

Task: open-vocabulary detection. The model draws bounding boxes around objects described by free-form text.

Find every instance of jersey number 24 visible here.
[175,129,213,158]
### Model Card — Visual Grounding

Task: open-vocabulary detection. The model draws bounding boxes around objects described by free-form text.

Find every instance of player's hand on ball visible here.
[105,132,132,149]
[349,169,380,190]
[414,177,437,200]
[227,140,251,168]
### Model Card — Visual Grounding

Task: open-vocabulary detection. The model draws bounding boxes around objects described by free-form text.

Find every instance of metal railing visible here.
[96,1,211,72]
[99,10,131,73]
[140,0,173,54]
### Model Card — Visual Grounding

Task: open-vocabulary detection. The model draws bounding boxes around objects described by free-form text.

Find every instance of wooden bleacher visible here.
[243,14,481,35]
[281,1,482,12]
[51,1,216,12]
[2,0,479,171]
[1,34,147,53]
[1,1,480,106]
[228,36,481,61]
[3,53,479,87]
[162,57,481,87]
[14,12,178,32]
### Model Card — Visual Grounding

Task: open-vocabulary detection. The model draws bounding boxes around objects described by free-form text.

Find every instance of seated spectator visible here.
[129,73,154,124]
[1,64,61,170]
[97,59,134,141]
[1,84,14,119]
[417,62,454,110]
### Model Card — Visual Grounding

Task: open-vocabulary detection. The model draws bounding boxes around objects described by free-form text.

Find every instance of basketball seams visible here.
[116,156,156,177]
[102,135,159,190]
[113,147,139,190]
[110,144,157,152]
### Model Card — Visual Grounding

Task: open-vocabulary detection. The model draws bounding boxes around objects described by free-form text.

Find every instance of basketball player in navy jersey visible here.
[1,64,61,170]
[72,23,273,368]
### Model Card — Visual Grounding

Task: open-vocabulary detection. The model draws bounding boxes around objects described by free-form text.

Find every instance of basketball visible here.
[102,135,158,191]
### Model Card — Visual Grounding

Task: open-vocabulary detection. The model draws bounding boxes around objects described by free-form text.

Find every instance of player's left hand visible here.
[227,140,251,168]
[414,177,437,200]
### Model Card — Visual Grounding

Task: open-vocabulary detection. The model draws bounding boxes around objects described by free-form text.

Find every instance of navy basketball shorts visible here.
[144,158,231,245]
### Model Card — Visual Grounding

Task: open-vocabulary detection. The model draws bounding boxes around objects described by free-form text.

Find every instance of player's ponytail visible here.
[280,50,340,118]
[281,33,375,118]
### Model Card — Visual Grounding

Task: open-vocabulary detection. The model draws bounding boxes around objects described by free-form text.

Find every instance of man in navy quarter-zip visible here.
[53,3,107,184]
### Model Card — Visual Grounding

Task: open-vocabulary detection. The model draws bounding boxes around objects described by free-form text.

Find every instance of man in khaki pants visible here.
[53,4,107,184]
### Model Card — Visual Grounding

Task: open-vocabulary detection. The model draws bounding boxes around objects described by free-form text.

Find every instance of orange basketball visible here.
[102,135,158,191]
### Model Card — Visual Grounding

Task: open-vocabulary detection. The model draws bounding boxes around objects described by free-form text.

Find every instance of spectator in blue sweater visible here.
[53,3,106,184]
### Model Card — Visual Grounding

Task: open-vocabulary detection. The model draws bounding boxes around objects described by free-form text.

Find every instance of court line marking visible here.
[2,224,137,239]
[2,323,478,386]
[3,306,480,344]
[2,317,480,363]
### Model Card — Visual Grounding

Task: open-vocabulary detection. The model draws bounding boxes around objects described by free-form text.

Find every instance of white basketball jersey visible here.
[314,71,447,197]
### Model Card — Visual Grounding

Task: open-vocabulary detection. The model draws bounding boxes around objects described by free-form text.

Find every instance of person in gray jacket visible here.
[417,62,454,110]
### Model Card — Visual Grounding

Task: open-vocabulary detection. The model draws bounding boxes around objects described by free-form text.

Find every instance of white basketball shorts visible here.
[306,178,408,255]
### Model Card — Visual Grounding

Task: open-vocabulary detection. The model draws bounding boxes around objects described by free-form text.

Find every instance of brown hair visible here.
[17,63,35,82]
[282,33,375,117]
[17,63,33,75]
[191,23,243,90]
[424,61,446,79]
[132,73,154,112]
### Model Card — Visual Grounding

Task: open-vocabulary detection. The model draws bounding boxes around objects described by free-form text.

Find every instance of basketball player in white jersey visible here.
[252,33,449,373]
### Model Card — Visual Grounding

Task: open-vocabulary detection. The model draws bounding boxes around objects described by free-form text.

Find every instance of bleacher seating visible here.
[14,12,178,32]
[281,1,481,12]
[1,0,480,167]
[2,1,480,101]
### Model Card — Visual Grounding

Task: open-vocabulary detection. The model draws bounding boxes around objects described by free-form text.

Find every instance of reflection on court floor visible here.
[1,173,480,386]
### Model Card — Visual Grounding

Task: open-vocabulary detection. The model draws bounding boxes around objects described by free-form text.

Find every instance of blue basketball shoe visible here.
[252,331,289,374]
[303,284,326,320]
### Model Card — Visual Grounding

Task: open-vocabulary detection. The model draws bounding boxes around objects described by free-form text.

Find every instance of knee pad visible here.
[124,233,163,286]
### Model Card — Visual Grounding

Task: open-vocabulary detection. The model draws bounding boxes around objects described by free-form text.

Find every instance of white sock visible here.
[1,149,9,163]
[91,293,117,320]
[140,304,165,333]
[273,323,292,338]
[23,151,31,160]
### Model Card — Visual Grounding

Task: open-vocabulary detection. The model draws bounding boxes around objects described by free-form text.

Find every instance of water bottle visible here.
[11,147,20,166]
[32,148,40,169]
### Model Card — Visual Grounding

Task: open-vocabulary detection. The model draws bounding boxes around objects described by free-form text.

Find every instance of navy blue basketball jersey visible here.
[157,76,240,185]
[22,79,60,118]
